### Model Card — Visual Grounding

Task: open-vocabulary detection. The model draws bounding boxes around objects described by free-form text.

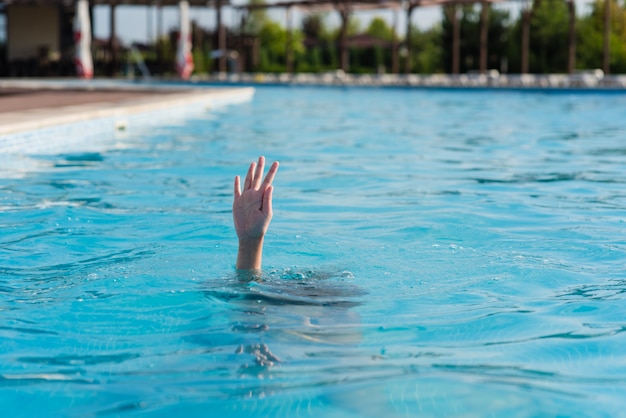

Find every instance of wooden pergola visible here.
[232,0,586,75]
[0,0,231,74]
[86,0,232,73]
[0,0,615,75]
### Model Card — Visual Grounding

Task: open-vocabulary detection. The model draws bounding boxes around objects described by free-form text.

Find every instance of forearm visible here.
[236,238,265,270]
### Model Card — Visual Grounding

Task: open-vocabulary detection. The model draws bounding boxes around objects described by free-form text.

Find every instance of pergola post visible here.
[146,3,152,43]
[567,0,576,73]
[109,2,117,76]
[156,2,163,73]
[444,4,460,74]
[404,4,415,74]
[391,6,399,73]
[285,5,293,73]
[157,2,162,39]
[521,0,541,74]
[603,0,610,74]
[216,0,226,73]
[338,6,350,72]
[239,11,246,72]
[479,1,489,73]
[521,7,530,73]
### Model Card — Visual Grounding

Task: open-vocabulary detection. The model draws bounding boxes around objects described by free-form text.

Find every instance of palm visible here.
[234,188,269,239]
[233,157,279,241]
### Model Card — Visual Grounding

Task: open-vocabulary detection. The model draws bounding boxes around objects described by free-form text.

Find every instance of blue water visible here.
[1,86,625,417]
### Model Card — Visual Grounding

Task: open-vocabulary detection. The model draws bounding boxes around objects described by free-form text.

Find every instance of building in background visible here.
[0,0,225,78]
[1,0,76,76]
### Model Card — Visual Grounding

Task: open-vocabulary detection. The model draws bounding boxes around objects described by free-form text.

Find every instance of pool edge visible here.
[0,86,255,139]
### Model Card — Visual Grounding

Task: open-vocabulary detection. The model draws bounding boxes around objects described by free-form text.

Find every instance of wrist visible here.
[236,237,265,270]
[238,236,264,249]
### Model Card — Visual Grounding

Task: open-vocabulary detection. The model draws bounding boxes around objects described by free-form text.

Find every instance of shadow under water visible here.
[199,267,367,371]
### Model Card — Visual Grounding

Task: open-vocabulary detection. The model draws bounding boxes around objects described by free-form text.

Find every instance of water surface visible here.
[1,86,625,417]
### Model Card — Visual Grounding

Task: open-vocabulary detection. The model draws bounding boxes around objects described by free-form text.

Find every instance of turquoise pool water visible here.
[1,86,625,417]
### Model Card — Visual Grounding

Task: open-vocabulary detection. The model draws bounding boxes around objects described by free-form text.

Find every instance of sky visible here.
[94,0,596,46]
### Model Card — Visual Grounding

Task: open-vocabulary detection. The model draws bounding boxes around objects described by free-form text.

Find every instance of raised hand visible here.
[233,156,279,270]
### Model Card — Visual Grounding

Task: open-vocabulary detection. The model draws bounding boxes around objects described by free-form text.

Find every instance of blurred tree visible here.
[300,12,331,71]
[258,20,304,72]
[528,0,569,73]
[407,24,444,73]
[355,17,395,72]
[191,21,212,74]
[302,13,326,41]
[442,5,510,73]
[577,0,626,72]
[241,0,626,74]
[245,0,271,35]
[366,16,395,41]
[329,14,361,39]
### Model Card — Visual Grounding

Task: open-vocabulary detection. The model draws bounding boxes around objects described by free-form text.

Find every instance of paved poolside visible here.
[0,80,254,137]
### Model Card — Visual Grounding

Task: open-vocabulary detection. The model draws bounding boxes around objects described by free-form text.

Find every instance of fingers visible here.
[262,161,279,190]
[234,175,241,198]
[244,161,255,190]
[242,157,279,192]
[252,156,265,190]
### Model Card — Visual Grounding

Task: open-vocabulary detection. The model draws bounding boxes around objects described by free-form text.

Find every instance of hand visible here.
[233,156,279,269]
[233,156,279,241]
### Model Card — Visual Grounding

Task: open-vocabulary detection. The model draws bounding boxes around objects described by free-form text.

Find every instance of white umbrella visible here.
[176,1,194,80]
[74,0,94,79]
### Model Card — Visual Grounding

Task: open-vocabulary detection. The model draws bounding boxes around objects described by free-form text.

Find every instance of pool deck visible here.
[0,80,254,138]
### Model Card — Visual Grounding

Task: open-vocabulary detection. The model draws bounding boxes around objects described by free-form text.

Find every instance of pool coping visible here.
[190,71,626,91]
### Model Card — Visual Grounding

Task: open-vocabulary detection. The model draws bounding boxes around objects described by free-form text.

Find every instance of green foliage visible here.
[329,15,361,39]
[192,47,211,74]
[577,0,626,72]
[408,24,444,73]
[302,13,326,40]
[347,16,361,37]
[441,5,510,73]
[238,0,626,74]
[529,0,570,73]
[245,0,271,35]
[257,20,305,72]
[366,17,395,41]
[298,13,343,72]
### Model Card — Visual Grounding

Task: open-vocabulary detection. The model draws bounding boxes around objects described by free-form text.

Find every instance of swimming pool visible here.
[1,85,625,416]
